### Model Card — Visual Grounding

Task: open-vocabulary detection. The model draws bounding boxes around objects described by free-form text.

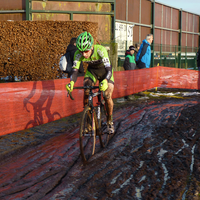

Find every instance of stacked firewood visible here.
[0,21,98,81]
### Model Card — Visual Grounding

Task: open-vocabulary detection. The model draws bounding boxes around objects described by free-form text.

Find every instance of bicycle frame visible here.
[70,85,103,107]
[69,86,105,134]
[88,88,102,109]
[68,86,109,162]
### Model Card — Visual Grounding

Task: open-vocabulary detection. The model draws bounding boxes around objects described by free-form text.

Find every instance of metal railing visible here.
[117,43,198,70]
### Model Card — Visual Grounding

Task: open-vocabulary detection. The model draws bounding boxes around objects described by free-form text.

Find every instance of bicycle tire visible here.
[79,106,97,162]
[98,103,110,147]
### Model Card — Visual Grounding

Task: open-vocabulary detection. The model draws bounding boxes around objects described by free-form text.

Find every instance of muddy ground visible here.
[0,89,200,200]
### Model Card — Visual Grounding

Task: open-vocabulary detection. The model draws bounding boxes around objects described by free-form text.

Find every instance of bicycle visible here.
[68,85,110,163]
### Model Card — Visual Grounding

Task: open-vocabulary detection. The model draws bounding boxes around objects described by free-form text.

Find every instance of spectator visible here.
[134,43,140,59]
[134,43,140,69]
[123,45,136,70]
[66,37,84,77]
[197,46,200,70]
[123,45,137,101]
[136,34,153,69]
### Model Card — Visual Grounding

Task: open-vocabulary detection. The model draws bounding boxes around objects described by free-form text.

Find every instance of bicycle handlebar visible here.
[74,86,99,90]
[68,91,74,100]
[68,85,101,100]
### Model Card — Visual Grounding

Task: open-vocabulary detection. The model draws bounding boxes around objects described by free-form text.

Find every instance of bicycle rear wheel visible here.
[79,106,97,162]
[98,103,110,147]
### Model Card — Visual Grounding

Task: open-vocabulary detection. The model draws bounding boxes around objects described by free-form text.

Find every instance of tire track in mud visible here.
[0,98,200,199]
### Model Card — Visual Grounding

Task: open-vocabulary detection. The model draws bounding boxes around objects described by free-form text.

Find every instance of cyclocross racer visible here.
[66,31,115,134]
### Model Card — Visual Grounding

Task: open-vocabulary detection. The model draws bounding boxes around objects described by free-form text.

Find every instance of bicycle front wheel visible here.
[79,106,97,163]
[99,103,110,147]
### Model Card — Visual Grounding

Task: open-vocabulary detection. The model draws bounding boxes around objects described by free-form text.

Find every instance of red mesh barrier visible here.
[113,68,159,99]
[0,66,199,136]
[157,66,198,89]
[0,78,84,136]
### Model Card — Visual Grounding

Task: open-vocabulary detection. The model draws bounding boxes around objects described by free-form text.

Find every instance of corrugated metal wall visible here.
[0,1,113,43]
[115,0,199,49]
[0,0,199,47]
[0,0,25,10]
[31,1,112,43]
[116,0,152,43]
[154,4,179,46]
[0,0,26,21]
[182,12,199,49]
[116,0,126,21]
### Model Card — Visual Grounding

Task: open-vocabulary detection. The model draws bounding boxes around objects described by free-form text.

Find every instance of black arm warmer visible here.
[105,66,112,80]
[70,69,79,83]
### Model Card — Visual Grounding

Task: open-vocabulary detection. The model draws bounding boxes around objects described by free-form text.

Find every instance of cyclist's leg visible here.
[104,82,114,134]
[104,83,114,119]
[102,67,114,120]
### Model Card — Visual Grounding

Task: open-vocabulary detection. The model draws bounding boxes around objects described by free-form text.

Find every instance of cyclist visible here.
[66,31,114,134]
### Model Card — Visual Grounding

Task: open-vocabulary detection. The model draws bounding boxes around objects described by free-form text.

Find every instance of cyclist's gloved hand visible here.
[99,79,108,91]
[66,81,74,93]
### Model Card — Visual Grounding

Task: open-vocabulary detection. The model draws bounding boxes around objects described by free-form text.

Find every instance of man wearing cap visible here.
[123,45,137,70]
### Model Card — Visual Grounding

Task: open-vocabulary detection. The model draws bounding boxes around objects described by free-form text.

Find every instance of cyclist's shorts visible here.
[84,67,114,85]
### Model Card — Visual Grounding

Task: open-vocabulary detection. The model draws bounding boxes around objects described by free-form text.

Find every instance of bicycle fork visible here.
[83,109,95,137]
[97,104,101,121]
[91,111,96,136]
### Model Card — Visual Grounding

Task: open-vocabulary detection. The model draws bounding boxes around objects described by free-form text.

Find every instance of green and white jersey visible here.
[71,44,114,84]
[73,44,110,70]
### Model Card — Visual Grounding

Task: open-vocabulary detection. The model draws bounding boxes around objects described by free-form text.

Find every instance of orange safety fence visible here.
[157,67,199,90]
[0,66,199,136]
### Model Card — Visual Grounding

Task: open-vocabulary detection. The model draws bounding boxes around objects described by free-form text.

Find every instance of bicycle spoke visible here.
[73,86,110,162]
[79,106,96,162]
[98,103,110,147]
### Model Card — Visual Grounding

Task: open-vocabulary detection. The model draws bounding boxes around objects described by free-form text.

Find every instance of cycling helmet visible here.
[76,31,94,52]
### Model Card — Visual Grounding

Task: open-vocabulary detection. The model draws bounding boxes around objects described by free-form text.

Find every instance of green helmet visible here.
[76,31,94,52]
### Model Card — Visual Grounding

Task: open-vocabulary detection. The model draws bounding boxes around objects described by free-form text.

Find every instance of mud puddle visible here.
[0,97,200,199]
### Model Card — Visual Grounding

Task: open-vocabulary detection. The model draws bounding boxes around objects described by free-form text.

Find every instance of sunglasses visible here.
[80,49,91,54]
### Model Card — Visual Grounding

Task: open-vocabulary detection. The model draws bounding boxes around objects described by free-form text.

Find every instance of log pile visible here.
[0,21,98,81]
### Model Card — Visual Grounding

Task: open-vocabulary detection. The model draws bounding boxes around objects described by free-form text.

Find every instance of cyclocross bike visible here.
[68,85,110,163]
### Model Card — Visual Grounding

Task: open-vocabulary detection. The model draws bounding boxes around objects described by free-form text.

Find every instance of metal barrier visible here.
[117,43,198,70]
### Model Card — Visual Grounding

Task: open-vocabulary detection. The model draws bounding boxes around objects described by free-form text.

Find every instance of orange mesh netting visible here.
[0,66,199,135]
[157,66,198,90]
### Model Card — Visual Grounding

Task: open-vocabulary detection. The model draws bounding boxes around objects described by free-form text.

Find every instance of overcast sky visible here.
[156,0,200,15]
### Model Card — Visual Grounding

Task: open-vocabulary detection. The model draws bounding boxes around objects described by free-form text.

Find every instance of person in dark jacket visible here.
[123,45,137,101]
[134,43,140,60]
[66,37,84,77]
[197,46,200,70]
[136,34,153,69]
[123,45,136,70]
[134,43,140,69]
